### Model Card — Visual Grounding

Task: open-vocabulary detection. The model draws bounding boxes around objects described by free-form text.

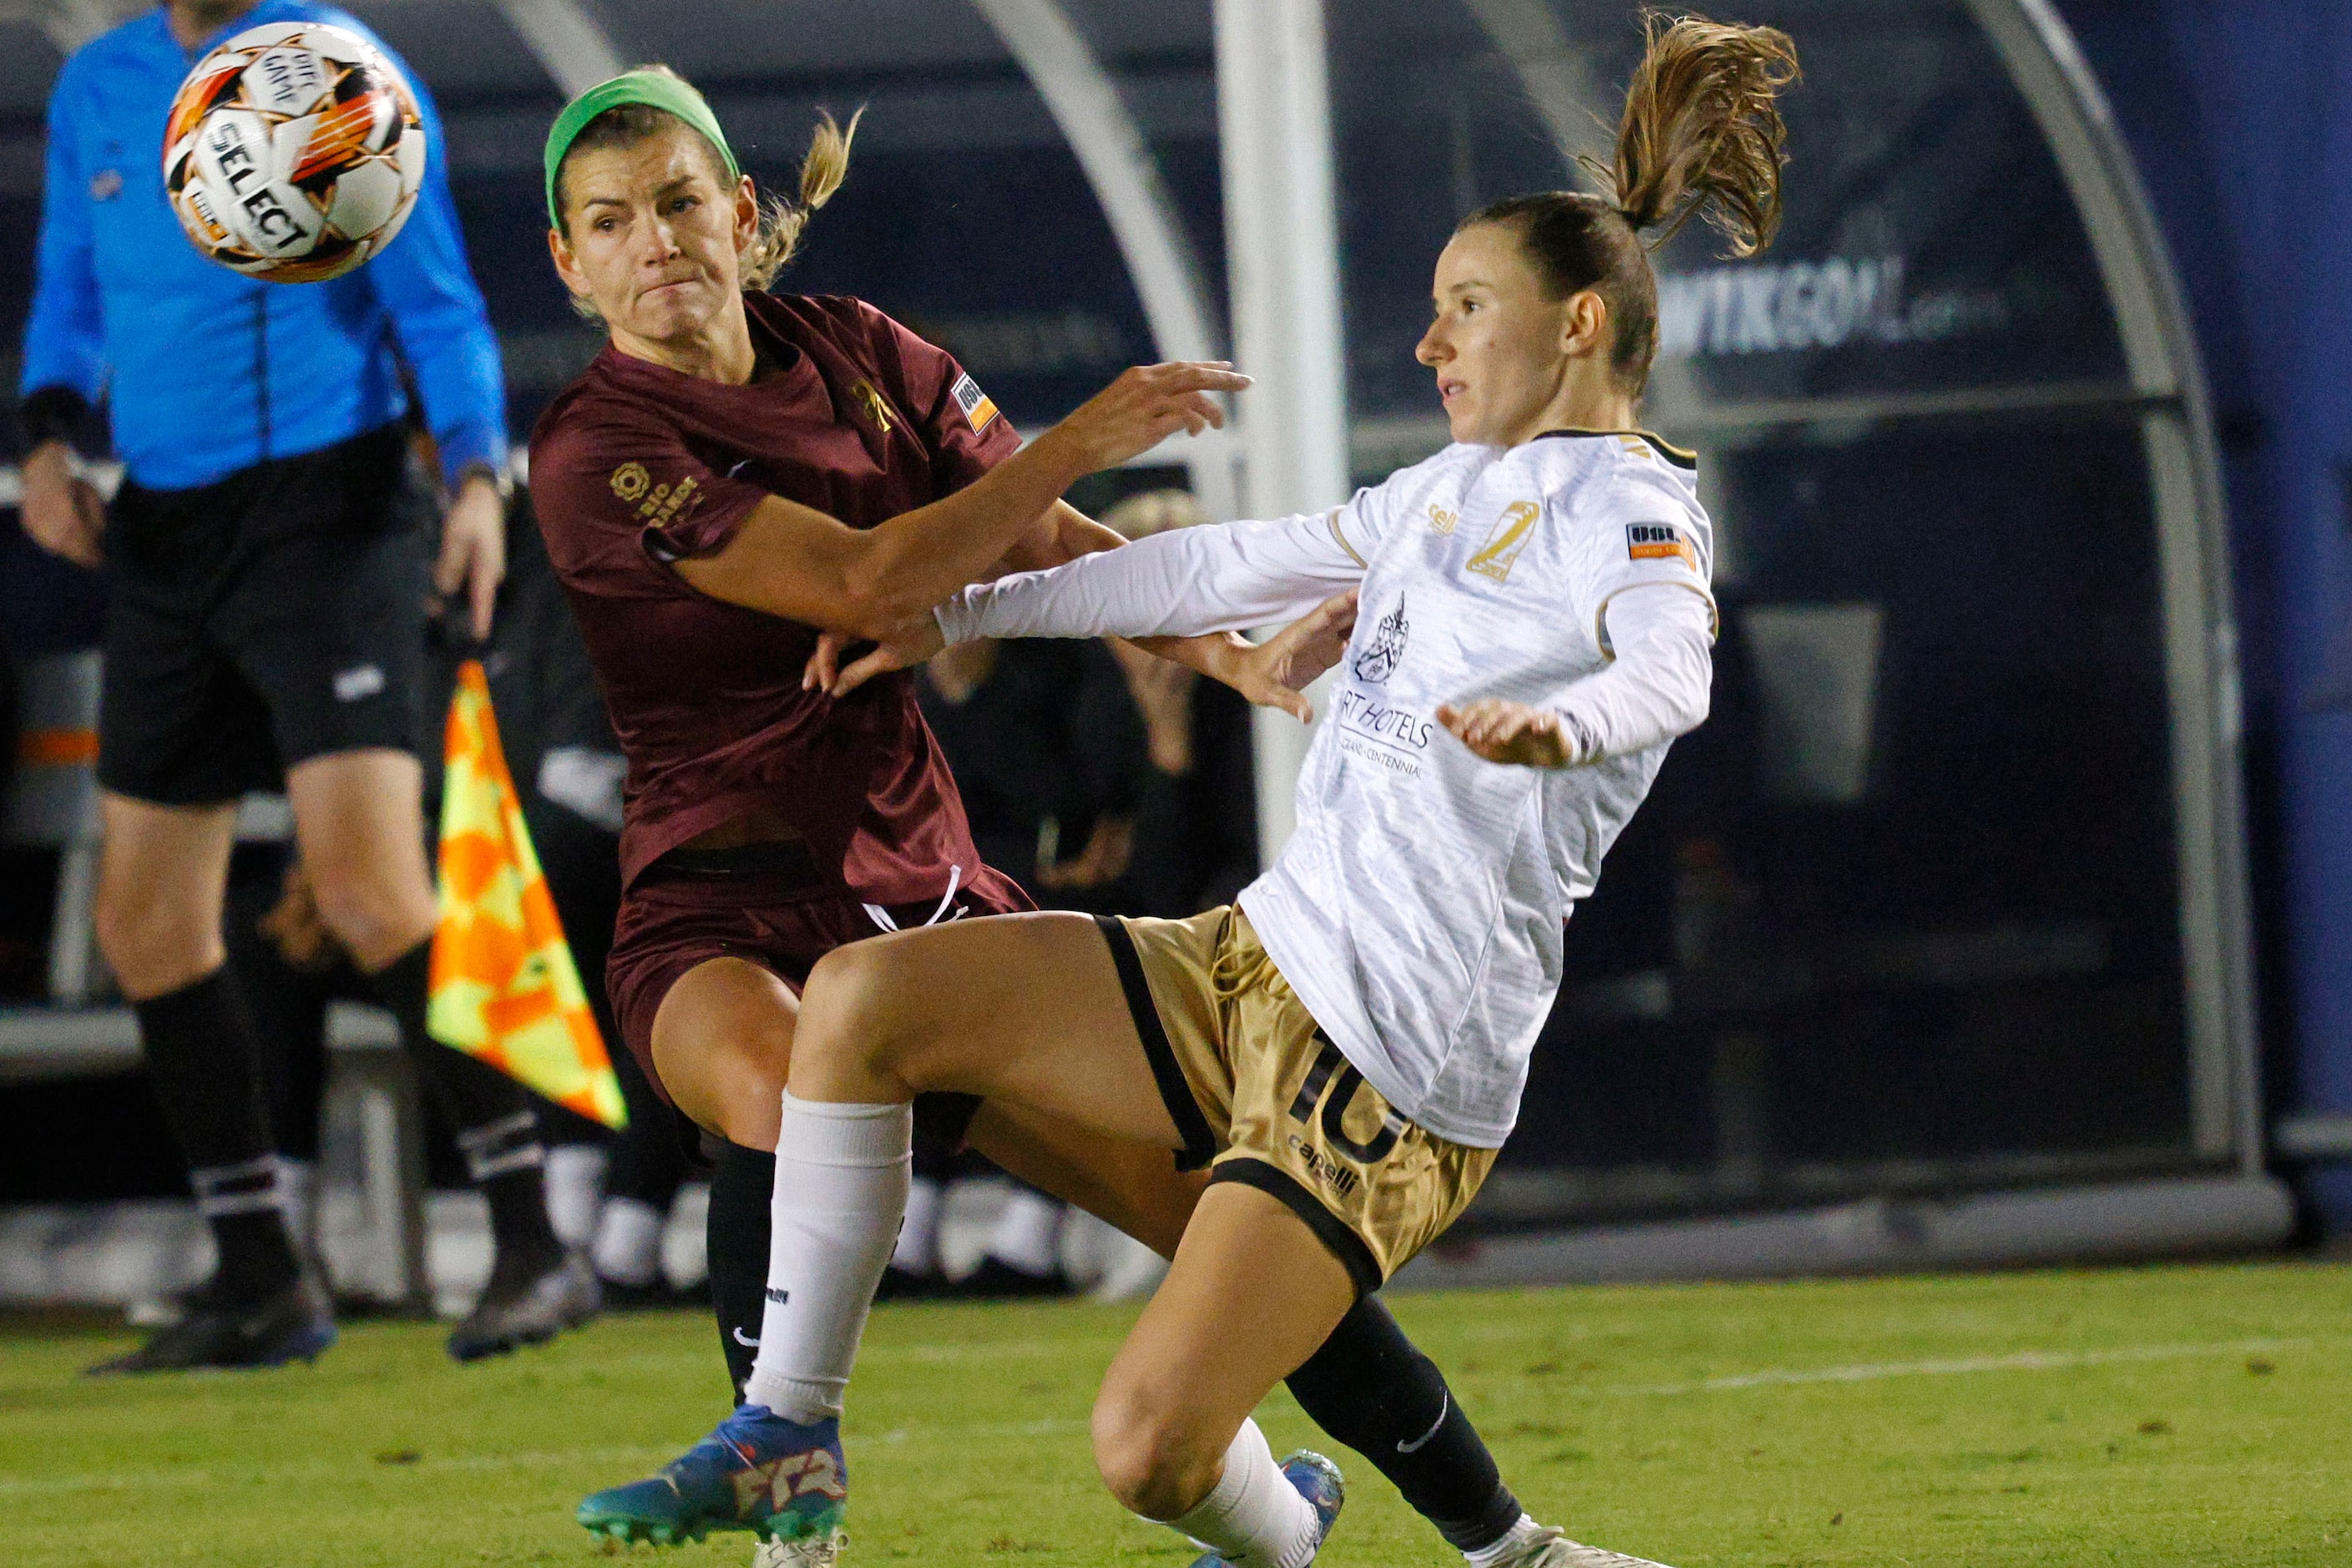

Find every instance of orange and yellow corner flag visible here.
[428,660,627,1129]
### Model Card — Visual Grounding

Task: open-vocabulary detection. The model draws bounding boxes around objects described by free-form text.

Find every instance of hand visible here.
[1436,698,1579,768]
[1038,362,1252,475]
[807,612,946,697]
[1214,589,1360,724]
[1038,816,1136,890]
[1108,640,1200,774]
[433,474,506,642]
[19,441,104,568]
[257,859,342,972]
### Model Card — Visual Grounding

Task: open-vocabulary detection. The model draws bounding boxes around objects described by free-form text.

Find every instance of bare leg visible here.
[283,748,435,969]
[586,911,1503,1559]
[93,792,237,1000]
[651,956,800,1151]
[652,953,1205,1253]
[790,911,1180,1146]
[786,914,1356,1530]
[88,792,318,1338]
[969,1102,1206,1260]
[290,748,574,1346]
[1092,1181,1355,1516]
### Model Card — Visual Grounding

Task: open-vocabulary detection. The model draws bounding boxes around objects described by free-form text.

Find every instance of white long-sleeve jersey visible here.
[937,431,1716,1147]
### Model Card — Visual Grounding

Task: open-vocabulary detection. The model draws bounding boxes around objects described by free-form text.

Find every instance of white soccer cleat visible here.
[1491,1525,1677,1568]
[751,1532,844,1567]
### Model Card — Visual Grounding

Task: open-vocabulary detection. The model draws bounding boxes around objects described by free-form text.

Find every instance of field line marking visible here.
[1622,1335,2330,1395]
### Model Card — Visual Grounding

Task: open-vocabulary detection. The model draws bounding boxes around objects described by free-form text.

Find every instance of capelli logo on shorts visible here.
[609,462,650,503]
[1287,1135,1360,1196]
[332,665,385,703]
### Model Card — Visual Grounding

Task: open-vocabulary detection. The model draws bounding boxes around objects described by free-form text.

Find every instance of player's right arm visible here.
[923,458,1411,653]
[18,55,108,568]
[813,469,1410,702]
[666,362,1246,634]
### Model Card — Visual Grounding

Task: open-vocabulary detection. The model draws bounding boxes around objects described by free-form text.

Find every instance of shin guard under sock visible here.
[741,1095,911,1420]
[708,1140,776,1401]
[369,941,561,1268]
[134,970,301,1299]
[1285,1294,1522,1551]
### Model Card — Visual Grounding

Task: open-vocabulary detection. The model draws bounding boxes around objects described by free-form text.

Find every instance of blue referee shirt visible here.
[18,0,507,493]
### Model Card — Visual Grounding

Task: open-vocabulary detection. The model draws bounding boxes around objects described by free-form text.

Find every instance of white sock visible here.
[893,1177,943,1275]
[987,1188,1064,1276]
[592,1197,666,1287]
[1466,1515,1545,1567]
[544,1144,607,1250]
[741,1093,913,1422]
[1155,1418,1320,1568]
[277,1156,316,1258]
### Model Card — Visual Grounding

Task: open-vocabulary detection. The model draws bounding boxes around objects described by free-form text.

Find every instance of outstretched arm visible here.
[1440,583,1713,766]
[812,505,1368,701]
[939,507,1368,644]
[675,363,1247,636]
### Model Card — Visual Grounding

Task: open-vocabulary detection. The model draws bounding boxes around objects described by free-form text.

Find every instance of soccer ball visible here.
[163,21,427,284]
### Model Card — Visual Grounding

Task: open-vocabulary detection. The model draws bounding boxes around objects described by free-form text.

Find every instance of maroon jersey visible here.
[529,292,1023,898]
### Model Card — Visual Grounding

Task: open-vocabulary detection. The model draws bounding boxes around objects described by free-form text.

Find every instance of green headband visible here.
[544,70,740,228]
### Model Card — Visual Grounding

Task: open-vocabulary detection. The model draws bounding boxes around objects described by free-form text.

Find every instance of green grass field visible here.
[2,1261,2344,1567]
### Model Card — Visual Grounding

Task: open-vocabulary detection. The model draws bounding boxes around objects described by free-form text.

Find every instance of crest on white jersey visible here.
[1353,596,1409,683]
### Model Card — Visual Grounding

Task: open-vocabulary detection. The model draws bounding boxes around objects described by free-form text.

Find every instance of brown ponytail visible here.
[1461,11,1798,396]
[1601,11,1798,255]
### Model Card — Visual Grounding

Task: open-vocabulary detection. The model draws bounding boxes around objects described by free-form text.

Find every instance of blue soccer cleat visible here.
[575,1404,847,1548]
[1187,1449,1345,1567]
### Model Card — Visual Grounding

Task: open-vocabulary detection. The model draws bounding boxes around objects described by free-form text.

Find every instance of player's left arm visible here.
[1444,478,1716,767]
[1440,583,1713,766]
[361,47,510,638]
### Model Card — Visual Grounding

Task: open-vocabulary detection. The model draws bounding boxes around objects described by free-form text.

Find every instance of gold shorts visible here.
[1095,907,1496,1296]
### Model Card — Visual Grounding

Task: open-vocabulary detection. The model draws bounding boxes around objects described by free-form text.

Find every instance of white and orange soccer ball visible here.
[163,21,427,284]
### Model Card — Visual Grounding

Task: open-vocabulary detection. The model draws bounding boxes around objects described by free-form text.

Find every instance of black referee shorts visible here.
[97,424,432,807]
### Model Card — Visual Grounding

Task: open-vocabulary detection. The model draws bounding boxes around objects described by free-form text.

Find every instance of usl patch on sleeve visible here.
[1626,522,1696,569]
[950,373,1000,434]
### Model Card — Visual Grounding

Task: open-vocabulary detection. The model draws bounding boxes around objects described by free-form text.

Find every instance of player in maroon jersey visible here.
[536,68,1542,1564]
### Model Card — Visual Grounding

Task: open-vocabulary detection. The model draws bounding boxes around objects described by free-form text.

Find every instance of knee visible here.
[93,883,210,994]
[1090,1382,1218,1521]
[304,858,431,964]
[798,946,902,1070]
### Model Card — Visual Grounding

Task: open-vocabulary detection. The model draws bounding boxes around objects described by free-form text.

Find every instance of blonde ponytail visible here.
[739,108,862,289]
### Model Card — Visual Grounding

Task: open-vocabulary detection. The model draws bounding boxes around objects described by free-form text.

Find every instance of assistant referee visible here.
[17,0,594,1371]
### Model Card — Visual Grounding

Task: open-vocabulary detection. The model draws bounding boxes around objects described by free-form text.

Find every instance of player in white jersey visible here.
[586,13,1797,1568]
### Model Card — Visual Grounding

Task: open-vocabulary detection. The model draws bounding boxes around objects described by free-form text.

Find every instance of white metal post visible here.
[972,0,1239,522]
[1214,0,1349,862]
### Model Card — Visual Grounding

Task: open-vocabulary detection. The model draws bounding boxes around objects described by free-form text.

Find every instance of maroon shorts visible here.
[608,851,1034,1107]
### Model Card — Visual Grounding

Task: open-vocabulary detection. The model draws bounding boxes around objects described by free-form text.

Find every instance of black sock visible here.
[134,970,301,1300]
[602,1039,689,1209]
[1286,1294,1523,1552]
[708,1140,775,1403]
[368,940,561,1270]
